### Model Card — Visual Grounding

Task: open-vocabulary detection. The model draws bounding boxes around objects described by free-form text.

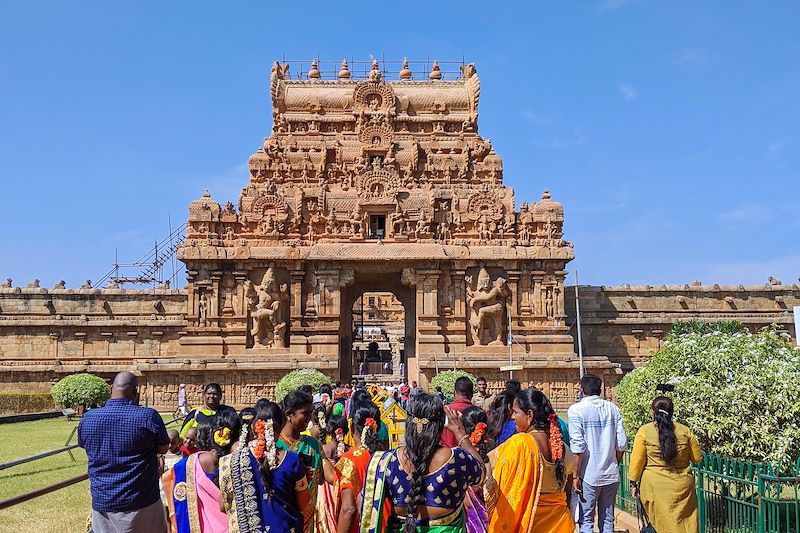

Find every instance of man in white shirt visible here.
[568,374,627,533]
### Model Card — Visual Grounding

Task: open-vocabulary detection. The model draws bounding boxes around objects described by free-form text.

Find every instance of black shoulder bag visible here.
[636,490,657,533]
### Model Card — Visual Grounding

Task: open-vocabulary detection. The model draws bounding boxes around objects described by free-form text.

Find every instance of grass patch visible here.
[0,413,180,533]
[0,417,89,533]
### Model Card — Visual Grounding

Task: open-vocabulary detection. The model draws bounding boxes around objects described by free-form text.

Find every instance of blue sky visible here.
[1,1,798,288]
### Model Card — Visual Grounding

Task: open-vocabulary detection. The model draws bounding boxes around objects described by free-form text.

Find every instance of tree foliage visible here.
[430,370,477,399]
[275,369,331,402]
[50,373,110,409]
[617,321,800,470]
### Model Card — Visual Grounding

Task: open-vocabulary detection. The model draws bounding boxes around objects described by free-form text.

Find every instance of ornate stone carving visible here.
[466,267,510,346]
[246,267,289,348]
[358,123,393,152]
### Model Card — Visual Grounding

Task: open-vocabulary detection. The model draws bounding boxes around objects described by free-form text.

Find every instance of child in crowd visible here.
[179,427,198,456]
[163,429,183,470]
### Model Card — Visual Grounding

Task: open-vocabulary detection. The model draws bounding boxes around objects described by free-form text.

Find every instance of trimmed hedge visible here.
[0,392,56,414]
[430,370,477,399]
[51,373,110,409]
[275,369,331,402]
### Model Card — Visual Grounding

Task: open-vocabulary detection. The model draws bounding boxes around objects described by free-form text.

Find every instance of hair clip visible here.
[411,417,430,431]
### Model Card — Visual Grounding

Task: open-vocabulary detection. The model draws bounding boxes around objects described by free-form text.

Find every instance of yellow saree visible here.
[485,432,575,533]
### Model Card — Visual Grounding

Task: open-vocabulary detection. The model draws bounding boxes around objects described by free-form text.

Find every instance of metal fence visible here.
[616,448,800,532]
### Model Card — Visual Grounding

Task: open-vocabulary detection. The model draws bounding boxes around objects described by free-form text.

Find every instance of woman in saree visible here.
[360,393,486,533]
[335,401,383,533]
[629,396,702,533]
[316,414,352,533]
[219,400,311,533]
[485,388,576,533]
[460,407,490,533]
[280,390,326,533]
[163,410,241,533]
[486,391,516,447]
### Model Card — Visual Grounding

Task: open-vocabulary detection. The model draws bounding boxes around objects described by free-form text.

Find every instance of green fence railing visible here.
[616,449,800,533]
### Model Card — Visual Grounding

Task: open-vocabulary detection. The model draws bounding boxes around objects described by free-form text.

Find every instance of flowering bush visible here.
[617,321,800,469]
[50,373,110,410]
[275,369,331,402]
[430,370,477,399]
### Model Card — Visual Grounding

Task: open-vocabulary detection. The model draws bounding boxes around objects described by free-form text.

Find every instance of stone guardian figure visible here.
[246,268,289,348]
[466,267,510,346]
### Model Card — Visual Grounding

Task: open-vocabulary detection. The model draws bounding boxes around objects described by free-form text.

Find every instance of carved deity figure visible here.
[246,268,289,348]
[198,291,209,326]
[466,267,509,346]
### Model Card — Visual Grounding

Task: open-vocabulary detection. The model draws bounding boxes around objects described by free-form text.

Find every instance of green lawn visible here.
[0,414,180,533]
[0,417,89,533]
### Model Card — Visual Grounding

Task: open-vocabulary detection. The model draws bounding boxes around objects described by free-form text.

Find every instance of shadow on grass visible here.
[0,462,85,481]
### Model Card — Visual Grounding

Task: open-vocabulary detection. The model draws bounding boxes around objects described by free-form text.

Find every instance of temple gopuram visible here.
[0,59,796,408]
[175,58,615,402]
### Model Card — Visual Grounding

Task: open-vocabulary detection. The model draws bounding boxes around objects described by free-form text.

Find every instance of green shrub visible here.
[0,392,56,414]
[275,369,331,402]
[430,370,477,399]
[617,322,800,470]
[50,373,110,410]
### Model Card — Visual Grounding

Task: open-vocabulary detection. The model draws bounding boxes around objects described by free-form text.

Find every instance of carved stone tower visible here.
[176,58,611,401]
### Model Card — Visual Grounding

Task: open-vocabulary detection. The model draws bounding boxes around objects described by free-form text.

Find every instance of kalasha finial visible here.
[368,59,382,81]
[541,189,551,200]
[202,190,211,198]
[308,59,320,79]
[338,58,351,79]
[429,60,442,80]
[399,58,412,80]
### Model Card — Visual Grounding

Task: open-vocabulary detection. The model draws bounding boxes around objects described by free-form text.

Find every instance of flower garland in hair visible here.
[214,427,232,447]
[335,427,346,457]
[548,412,564,461]
[469,422,487,446]
[362,417,378,441]
[264,418,277,470]
[253,419,266,460]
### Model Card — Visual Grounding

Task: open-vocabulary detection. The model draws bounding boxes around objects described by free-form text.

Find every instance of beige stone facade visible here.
[1,61,797,409]
[567,282,799,372]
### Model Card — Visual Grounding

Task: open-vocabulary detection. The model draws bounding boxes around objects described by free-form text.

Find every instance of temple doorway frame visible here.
[339,270,416,383]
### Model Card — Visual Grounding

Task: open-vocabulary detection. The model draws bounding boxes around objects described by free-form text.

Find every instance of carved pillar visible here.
[555,270,568,326]
[233,271,248,317]
[450,268,466,318]
[532,271,544,317]
[507,270,521,318]
[210,271,222,326]
[290,269,305,319]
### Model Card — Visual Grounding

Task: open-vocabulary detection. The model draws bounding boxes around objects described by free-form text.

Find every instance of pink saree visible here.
[192,451,228,533]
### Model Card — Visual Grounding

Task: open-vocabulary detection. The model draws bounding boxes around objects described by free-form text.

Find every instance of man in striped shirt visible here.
[568,374,628,533]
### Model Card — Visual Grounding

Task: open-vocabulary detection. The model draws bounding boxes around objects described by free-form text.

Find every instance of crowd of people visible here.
[78,371,703,533]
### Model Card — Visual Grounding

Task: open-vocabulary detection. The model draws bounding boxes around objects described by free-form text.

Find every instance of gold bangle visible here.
[457,434,470,447]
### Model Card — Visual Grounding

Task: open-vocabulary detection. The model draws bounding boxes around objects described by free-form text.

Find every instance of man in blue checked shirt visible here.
[79,371,170,533]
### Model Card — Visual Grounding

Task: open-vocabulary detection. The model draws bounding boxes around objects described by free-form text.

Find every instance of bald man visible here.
[79,371,169,533]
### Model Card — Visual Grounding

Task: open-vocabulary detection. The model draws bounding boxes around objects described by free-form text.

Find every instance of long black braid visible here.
[253,400,285,496]
[516,388,566,485]
[402,393,445,533]
[351,401,381,454]
[652,396,677,463]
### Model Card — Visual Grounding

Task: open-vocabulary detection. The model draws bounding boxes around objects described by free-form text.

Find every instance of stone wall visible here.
[1,282,797,408]
[565,282,799,372]
[0,287,185,393]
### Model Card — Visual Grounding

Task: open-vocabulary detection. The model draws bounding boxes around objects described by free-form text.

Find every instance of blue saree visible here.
[219,446,307,533]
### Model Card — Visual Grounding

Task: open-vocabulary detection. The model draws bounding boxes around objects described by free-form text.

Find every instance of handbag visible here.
[636,491,657,533]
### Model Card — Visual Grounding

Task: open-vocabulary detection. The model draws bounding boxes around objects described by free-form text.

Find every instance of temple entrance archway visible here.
[339,270,416,383]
